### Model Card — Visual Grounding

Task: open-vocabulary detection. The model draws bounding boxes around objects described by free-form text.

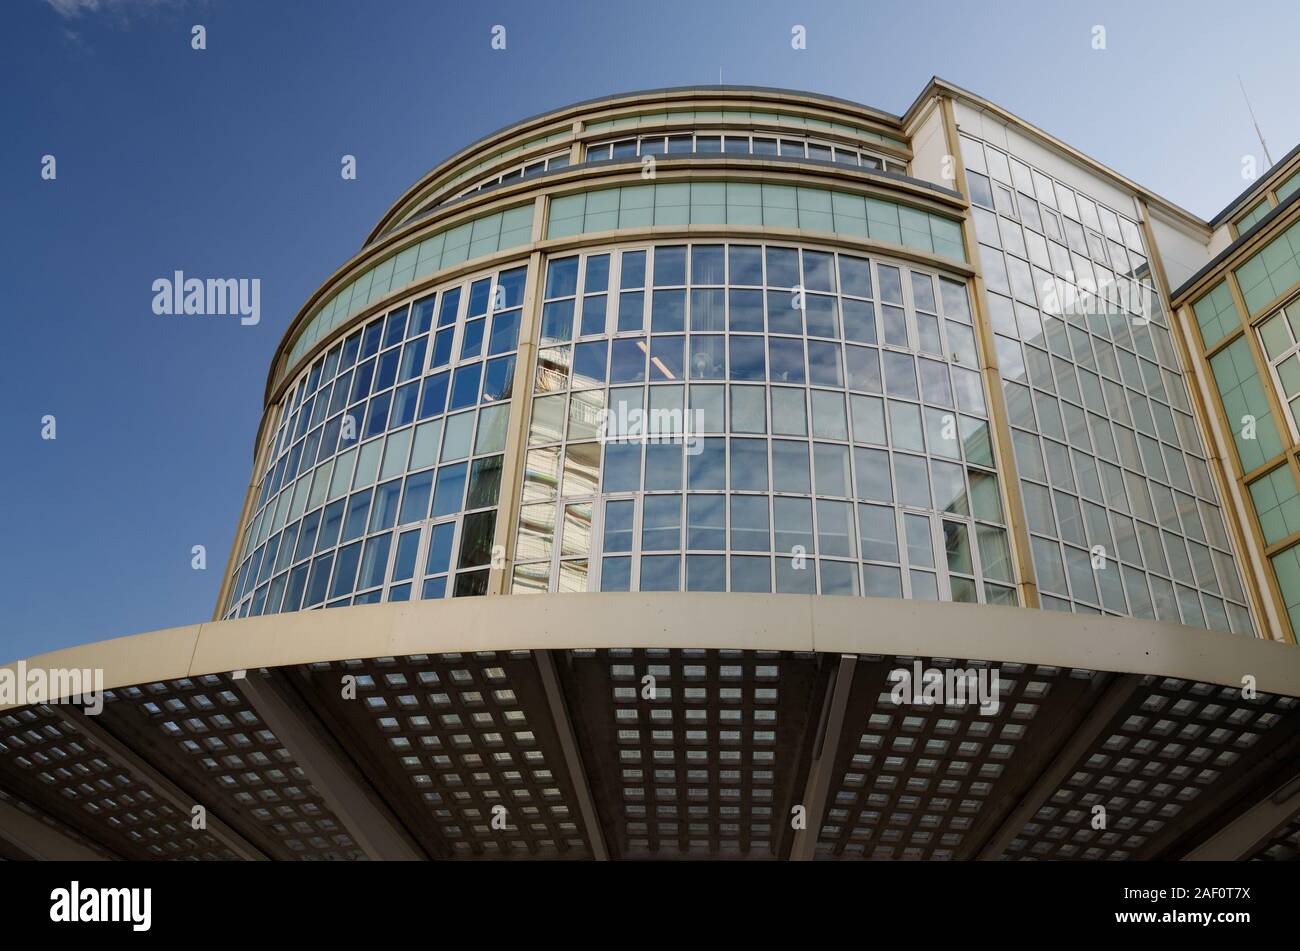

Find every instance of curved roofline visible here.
[364,84,906,245]
[263,160,967,408]
[7,594,1297,864]
[395,149,959,240]
[5,593,1297,707]
[266,78,1232,417]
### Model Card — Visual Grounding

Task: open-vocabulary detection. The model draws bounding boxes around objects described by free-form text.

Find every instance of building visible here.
[3,82,1300,862]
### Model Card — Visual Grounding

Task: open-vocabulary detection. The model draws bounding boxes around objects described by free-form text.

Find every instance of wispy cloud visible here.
[44,0,175,20]
[44,0,194,46]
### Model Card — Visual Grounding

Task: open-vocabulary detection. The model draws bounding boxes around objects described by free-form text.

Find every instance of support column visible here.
[937,95,1040,607]
[0,796,109,861]
[58,706,267,861]
[1183,773,1300,860]
[535,651,609,859]
[974,674,1136,859]
[488,196,548,596]
[236,672,424,860]
[790,655,856,861]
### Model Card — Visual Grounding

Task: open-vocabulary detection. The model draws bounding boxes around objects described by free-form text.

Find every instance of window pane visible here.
[817,499,855,558]
[730,438,769,490]
[457,511,496,569]
[904,513,933,567]
[603,442,642,492]
[730,336,766,381]
[603,499,635,553]
[813,443,850,496]
[773,496,813,555]
[772,440,811,493]
[687,494,726,549]
[642,494,682,550]
[431,463,467,517]
[686,554,725,591]
[863,564,901,598]
[730,495,770,551]
[640,554,680,591]
[731,555,771,592]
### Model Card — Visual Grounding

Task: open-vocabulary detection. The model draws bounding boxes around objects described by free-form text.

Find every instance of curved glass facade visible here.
[585,129,905,173]
[546,183,964,260]
[583,106,907,149]
[512,241,1014,604]
[282,205,534,379]
[226,262,528,617]
[222,86,1269,640]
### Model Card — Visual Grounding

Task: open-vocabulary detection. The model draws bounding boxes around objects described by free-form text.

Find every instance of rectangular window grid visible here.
[962,133,1253,634]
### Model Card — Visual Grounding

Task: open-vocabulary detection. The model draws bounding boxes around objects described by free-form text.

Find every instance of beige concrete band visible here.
[5,592,1298,713]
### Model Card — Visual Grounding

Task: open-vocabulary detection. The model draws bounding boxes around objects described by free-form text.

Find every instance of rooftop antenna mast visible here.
[1238,73,1275,168]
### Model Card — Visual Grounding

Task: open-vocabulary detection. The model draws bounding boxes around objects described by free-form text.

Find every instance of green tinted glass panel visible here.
[1235,218,1300,314]
[1270,543,1300,638]
[1276,169,1300,203]
[1248,464,1300,545]
[1209,337,1285,471]
[543,183,966,263]
[1258,310,1293,360]
[1235,197,1271,234]
[282,204,535,379]
[1191,280,1239,349]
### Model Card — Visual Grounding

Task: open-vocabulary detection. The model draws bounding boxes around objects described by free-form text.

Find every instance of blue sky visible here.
[2,0,1298,662]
